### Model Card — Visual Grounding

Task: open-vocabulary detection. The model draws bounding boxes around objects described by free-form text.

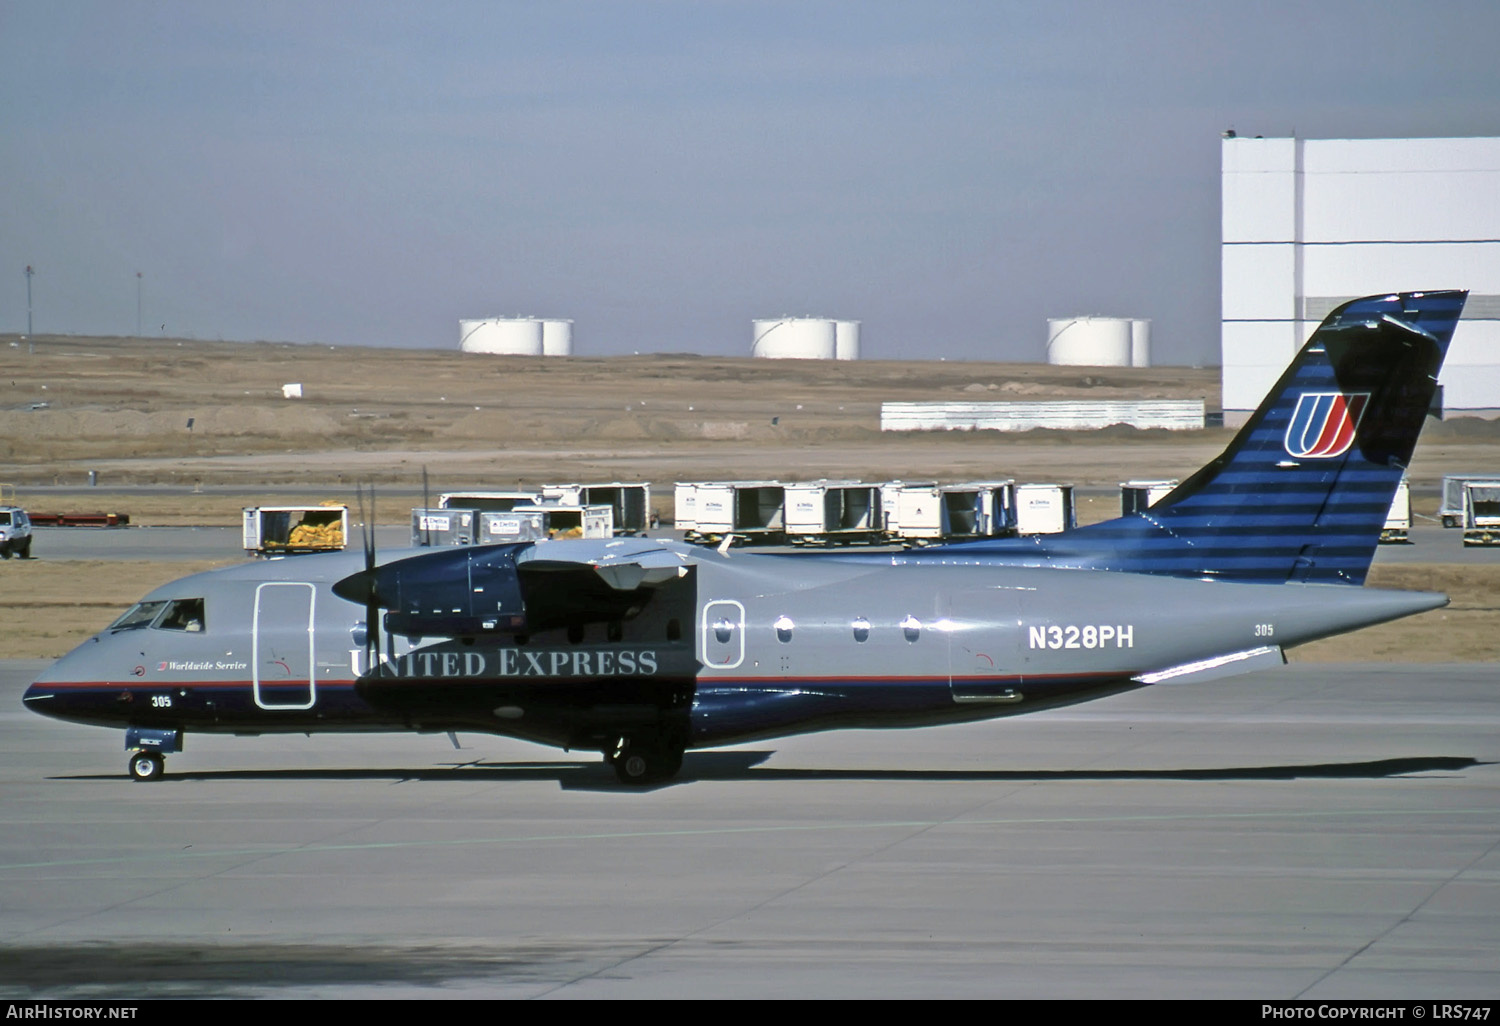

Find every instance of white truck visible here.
[0,506,33,559]
[1438,475,1490,528]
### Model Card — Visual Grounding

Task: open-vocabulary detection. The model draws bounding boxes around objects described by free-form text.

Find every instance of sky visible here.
[3,1,1499,366]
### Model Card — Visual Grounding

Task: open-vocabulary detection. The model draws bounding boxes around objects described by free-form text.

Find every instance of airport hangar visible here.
[1221,134,1500,424]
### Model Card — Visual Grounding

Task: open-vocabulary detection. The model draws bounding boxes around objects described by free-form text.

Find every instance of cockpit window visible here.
[109,600,169,632]
[156,598,206,633]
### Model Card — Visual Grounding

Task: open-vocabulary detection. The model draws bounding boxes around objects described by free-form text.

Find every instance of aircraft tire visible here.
[615,752,652,785]
[610,735,686,786]
[128,750,165,782]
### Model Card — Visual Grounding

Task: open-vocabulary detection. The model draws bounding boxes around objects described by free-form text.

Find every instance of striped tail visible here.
[939,290,1467,584]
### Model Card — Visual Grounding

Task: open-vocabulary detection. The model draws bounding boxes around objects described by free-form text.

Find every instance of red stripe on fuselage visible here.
[37,670,1126,691]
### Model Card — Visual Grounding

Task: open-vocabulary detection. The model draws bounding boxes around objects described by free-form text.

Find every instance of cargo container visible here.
[1015,484,1077,535]
[1120,480,1177,516]
[881,482,909,534]
[673,483,698,533]
[1463,481,1500,546]
[512,504,613,540]
[885,482,1015,545]
[541,482,652,535]
[411,507,553,546]
[687,482,784,544]
[243,505,348,555]
[783,481,884,545]
[1380,477,1411,544]
[410,507,479,547]
[478,510,547,544]
[437,491,542,513]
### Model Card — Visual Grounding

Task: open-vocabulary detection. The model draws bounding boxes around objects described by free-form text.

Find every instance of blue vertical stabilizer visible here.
[924,290,1468,584]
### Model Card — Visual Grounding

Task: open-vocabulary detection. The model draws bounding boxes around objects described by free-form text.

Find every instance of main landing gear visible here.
[606,732,686,786]
[128,749,165,782]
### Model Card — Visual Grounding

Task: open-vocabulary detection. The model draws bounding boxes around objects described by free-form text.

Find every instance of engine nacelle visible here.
[334,544,531,637]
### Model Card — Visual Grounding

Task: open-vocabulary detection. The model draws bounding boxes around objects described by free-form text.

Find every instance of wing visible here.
[332,539,696,637]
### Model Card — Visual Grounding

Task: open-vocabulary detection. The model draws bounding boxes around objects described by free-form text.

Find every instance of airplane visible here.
[23,290,1468,786]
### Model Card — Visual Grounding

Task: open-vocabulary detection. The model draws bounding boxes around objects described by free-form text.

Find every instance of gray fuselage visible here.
[24,540,1444,753]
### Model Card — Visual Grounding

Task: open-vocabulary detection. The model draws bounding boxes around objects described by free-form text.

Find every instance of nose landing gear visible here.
[124,727,180,781]
[128,749,165,781]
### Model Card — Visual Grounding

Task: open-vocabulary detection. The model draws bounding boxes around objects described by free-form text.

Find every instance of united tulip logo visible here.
[1284,392,1370,458]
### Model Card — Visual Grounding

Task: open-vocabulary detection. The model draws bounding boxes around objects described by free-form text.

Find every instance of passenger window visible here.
[851,617,870,643]
[901,614,921,642]
[774,615,794,643]
[713,618,734,644]
[157,598,206,632]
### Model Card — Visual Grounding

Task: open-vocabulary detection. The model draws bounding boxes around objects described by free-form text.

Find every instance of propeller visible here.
[422,466,432,548]
[354,483,384,677]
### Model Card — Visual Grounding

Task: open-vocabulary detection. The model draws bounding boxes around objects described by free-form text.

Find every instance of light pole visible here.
[136,271,142,337]
[24,265,33,354]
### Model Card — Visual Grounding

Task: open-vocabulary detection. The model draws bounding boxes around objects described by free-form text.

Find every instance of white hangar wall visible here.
[1222,136,1500,420]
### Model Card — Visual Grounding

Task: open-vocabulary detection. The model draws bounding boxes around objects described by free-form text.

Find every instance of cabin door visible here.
[252,582,317,710]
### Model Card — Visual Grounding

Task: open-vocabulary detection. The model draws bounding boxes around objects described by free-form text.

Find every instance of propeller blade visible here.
[355,483,380,676]
[422,466,432,547]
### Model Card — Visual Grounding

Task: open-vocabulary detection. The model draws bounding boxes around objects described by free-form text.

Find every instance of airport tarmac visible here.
[2,659,1496,999]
